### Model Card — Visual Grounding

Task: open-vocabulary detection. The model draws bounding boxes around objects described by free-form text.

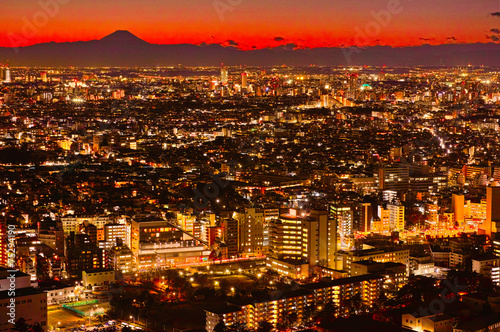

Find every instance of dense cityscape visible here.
[0,63,499,332]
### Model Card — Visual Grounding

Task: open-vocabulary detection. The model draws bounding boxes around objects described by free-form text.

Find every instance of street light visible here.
[89,306,97,326]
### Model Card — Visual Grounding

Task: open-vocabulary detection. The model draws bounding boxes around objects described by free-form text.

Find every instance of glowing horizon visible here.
[2,0,500,50]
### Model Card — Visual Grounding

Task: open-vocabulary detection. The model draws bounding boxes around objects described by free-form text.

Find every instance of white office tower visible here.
[4,68,10,83]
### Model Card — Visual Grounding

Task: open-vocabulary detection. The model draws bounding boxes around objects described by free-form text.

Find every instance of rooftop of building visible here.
[228,288,312,306]
[83,268,115,274]
[338,246,409,256]
[353,260,406,269]
[204,304,242,315]
[38,280,74,290]
[471,253,500,261]
[319,315,413,332]
[426,313,454,322]
[301,274,383,290]
[455,313,500,331]
[0,286,45,300]
[352,259,385,267]
[0,267,30,280]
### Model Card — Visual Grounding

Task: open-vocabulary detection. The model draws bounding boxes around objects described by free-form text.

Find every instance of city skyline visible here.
[3,2,500,332]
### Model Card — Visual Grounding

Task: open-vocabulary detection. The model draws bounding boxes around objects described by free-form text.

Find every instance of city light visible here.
[0,25,496,332]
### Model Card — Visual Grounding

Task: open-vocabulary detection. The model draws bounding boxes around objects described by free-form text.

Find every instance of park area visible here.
[48,307,86,331]
[48,300,111,331]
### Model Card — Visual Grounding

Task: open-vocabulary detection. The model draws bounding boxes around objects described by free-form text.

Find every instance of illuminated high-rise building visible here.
[220,67,228,84]
[388,202,405,231]
[269,210,304,262]
[373,206,391,234]
[4,67,10,83]
[321,94,330,107]
[235,208,265,256]
[484,187,500,237]
[353,203,372,233]
[348,73,359,99]
[330,204,354,250]
[221,217,239,258]
[241,72,248,88]
[303,210,336,268]
[103,223,128,245]
[92,135,100,151]
[452,194,465,226]
[378,165,410,191]
[269,209,336,268]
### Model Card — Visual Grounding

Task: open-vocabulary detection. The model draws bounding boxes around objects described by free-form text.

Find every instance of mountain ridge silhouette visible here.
[1,30,500,67]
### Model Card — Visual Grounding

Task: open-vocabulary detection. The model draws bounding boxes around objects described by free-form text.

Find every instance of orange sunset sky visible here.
[1,0,500,49]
